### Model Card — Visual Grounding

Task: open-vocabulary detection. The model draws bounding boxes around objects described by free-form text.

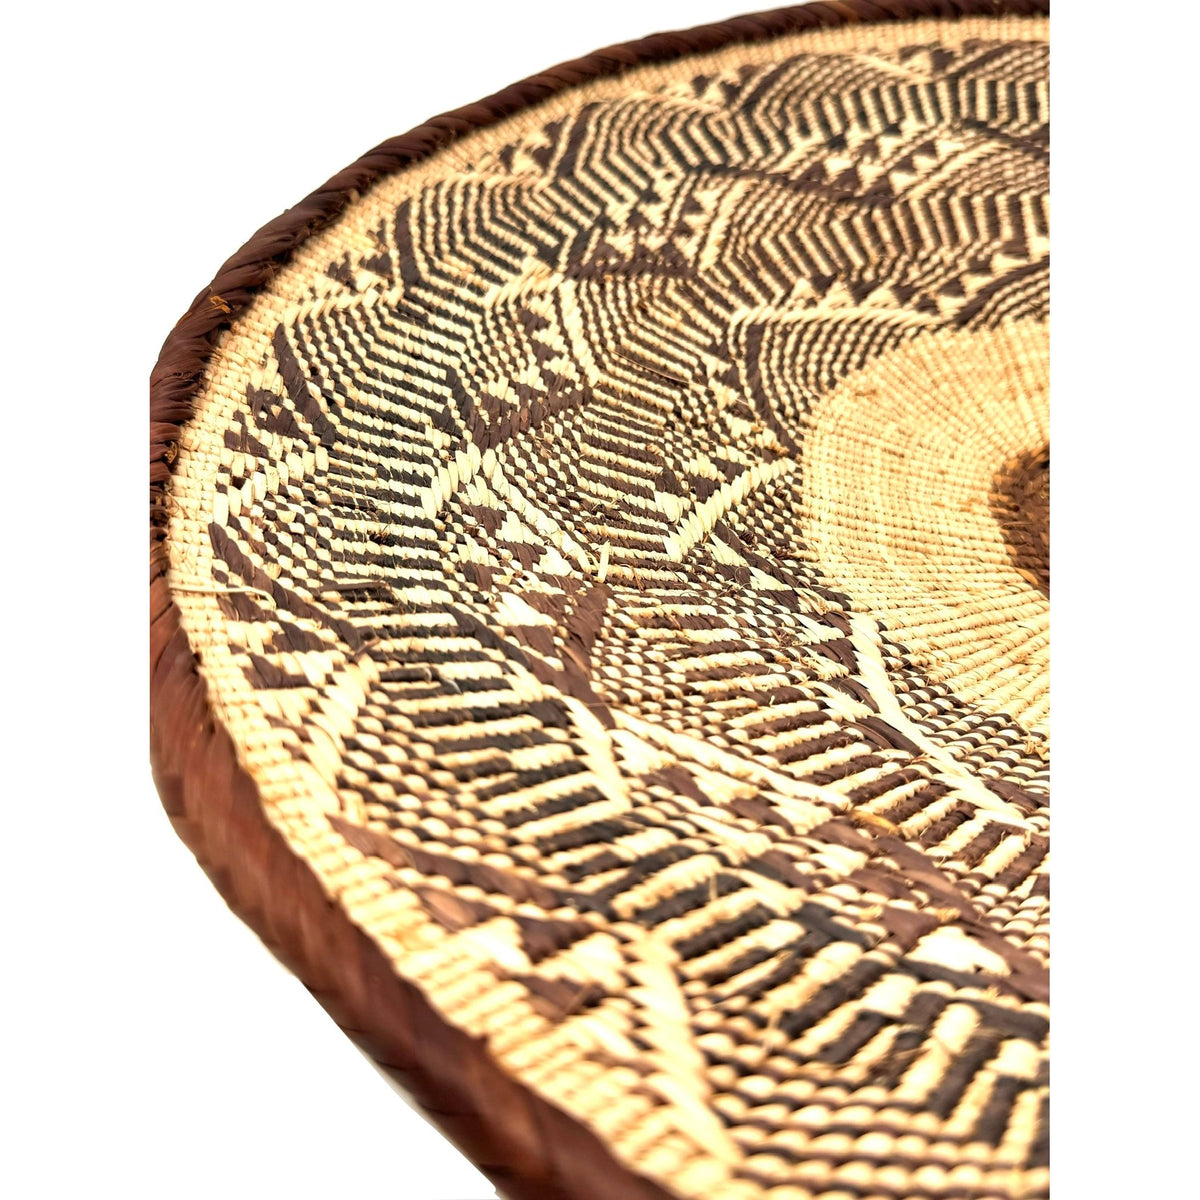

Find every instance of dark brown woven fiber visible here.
[149,4,1050,1198]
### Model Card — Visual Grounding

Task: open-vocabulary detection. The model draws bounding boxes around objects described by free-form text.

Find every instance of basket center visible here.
[992,447,1050,597]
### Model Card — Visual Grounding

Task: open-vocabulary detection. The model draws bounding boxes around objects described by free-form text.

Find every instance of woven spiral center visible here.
[993,447,1050,596]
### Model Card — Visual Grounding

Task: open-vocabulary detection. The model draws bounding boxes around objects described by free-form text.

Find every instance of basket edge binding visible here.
[147,3,1051,1198]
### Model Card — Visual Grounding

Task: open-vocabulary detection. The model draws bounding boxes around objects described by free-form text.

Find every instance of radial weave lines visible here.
[167,17,1049,1200]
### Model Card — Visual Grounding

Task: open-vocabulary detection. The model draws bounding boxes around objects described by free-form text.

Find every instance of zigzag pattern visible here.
[170,19,1049,1200]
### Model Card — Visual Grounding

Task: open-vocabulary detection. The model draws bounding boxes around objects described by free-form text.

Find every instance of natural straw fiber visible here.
[149,4,1050,1198]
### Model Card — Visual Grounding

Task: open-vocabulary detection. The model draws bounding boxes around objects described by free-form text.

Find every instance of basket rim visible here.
[148,4,1050,1198]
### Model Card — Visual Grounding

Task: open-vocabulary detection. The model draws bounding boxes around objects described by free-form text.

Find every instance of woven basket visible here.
[149,3,1050,1197]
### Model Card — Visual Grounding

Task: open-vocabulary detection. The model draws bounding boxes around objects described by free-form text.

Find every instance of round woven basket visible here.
[149,3,1050,1197]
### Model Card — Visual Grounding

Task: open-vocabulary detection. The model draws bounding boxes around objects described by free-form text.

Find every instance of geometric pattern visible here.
[163,15,1049,1198]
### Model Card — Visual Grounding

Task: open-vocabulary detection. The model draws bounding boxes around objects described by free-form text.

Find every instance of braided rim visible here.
[148,4,1051,1197]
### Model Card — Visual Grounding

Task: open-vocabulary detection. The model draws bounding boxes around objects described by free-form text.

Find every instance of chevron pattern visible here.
[166,15,1049,1199]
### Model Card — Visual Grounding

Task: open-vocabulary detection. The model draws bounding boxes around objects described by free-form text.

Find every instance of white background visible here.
[3,2,1198,1197]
